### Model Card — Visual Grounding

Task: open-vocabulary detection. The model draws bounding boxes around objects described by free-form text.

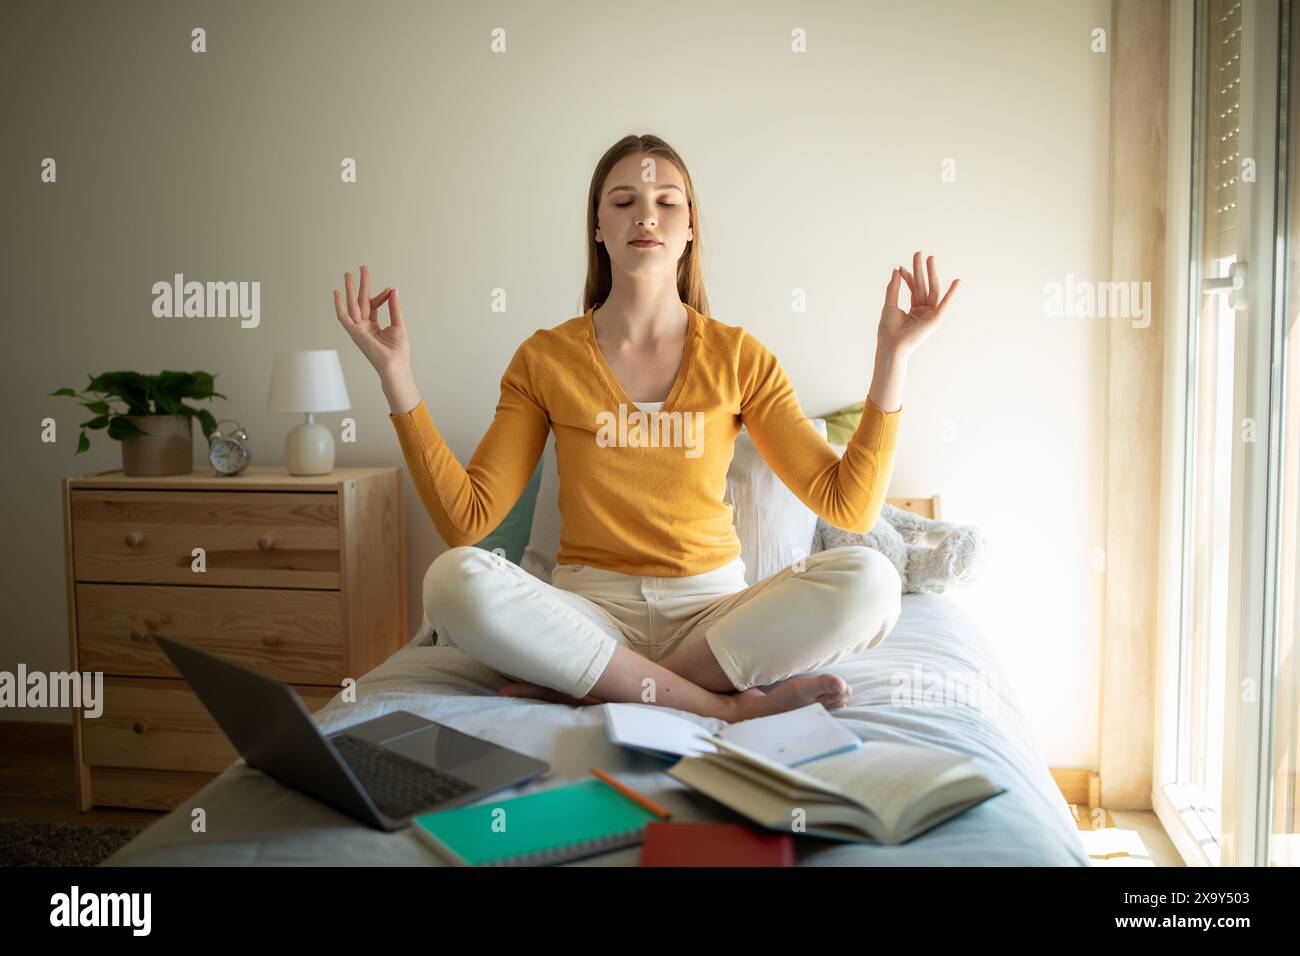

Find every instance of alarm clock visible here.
[208,419,252,476]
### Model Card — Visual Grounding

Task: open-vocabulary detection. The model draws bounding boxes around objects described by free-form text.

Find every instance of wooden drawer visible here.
[87,766,220,812]
[70,489,341,588]
[75,583,345,684]
[82,676,337,774]
[63,466,406,811]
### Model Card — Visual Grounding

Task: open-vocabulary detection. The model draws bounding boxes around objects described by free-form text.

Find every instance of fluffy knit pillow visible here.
[814,444,985,593]
[814,504,985,594]
[887,503,986,592]
[815,507,909,583]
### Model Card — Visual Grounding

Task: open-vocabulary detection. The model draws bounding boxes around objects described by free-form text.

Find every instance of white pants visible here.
[422,545,903,699]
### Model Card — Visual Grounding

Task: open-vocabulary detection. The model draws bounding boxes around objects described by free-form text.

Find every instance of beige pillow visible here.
[820,401,866,446]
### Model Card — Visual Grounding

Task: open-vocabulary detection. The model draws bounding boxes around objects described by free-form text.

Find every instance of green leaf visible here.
[195,408,218,438]
[154,392,181,414]
[79,415,110,430]
[190,372,217,399]
[107,415,150,440]
[88,371,145,393]
[78,400,111,415]
[51,388,78,397]
[146,369,226,405]
[87,372,151,415]
[157,370,196,399]
[75,431,90,455]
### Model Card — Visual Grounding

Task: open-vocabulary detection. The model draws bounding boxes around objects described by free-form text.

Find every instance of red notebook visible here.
[639,822,795,867]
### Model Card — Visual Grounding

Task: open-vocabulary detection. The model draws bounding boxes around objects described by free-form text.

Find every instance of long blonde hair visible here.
[581,134,710,316]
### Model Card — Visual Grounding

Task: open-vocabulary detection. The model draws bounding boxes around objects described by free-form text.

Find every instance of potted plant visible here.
[51,370,226,476]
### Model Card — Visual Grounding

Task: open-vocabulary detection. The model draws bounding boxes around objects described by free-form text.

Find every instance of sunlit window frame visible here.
[1154,0,1289,868]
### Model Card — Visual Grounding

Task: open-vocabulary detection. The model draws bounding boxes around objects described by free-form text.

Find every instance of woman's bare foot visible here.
[498,679,601,707]
[729,674,851,721]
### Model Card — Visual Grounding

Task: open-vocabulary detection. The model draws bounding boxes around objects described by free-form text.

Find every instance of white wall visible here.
[1,0,1109,769]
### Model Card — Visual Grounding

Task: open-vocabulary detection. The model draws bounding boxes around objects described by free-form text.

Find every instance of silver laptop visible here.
[154,635,549,831]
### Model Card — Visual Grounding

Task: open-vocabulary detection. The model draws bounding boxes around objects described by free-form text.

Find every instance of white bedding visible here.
[104,592,1088,866]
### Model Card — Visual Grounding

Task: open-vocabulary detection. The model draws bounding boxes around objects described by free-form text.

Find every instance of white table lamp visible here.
[267,350,351,475]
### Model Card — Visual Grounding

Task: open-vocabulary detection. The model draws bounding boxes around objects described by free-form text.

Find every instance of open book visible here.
[603,702,860,767]
[667,736,1005,845]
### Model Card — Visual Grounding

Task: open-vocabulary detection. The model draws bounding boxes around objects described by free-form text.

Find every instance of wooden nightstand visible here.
[60,465,406,811]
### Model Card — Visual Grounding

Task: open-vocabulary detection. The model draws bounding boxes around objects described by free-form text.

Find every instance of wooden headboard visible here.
[886,496,941,520]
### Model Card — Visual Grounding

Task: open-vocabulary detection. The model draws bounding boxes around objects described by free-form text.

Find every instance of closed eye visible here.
[614,201,677,207]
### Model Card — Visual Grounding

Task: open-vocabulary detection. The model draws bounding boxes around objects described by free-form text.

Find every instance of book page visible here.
[718,703,861,766]
[697,752,841,804]
[800,743,974,834]
[668,756,880,841]
[705,736,850,799]
[602,702,721,758]
[901,778,1003,840]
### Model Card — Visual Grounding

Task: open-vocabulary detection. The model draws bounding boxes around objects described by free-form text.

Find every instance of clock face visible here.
[210,438,249,474]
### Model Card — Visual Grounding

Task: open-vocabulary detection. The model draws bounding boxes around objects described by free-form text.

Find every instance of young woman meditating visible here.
[333,133,958,723]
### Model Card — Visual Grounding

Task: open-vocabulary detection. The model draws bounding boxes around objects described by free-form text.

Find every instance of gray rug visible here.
[0,820,145,867]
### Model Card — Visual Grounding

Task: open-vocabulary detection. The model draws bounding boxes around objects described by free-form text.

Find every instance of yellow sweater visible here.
[388,303,902,577]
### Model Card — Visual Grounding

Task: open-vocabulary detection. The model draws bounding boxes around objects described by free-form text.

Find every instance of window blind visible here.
[1207,0,1243,261]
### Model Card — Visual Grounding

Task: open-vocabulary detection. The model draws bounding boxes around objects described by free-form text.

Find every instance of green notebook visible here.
[411,778,662,866]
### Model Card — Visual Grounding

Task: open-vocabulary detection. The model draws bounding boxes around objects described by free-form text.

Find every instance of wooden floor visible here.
[0,721,164,828]
[1063,805,1185,867]
[2,719,1185,864]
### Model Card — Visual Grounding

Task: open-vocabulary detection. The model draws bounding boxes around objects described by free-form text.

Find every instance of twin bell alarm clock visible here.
[207,419,251,476]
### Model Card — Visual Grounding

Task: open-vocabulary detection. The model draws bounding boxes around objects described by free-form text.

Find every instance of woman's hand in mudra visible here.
[877,250,959,360]
[333,264,410,378]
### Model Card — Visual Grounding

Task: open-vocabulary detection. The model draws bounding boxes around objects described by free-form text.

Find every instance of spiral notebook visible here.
[411,778,661,866]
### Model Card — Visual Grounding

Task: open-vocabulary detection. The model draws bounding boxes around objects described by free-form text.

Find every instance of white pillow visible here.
[521,420,827,586]
[724,418,826,584]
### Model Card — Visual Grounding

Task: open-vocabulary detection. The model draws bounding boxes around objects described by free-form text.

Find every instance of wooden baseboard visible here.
[1050,767,1120,840]
[1050,768,1101,809]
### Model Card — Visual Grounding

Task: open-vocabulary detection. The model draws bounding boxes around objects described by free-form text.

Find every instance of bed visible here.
[102,488,1088,866]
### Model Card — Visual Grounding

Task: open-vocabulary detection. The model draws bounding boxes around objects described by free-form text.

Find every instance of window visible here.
[1166,0,1294,867]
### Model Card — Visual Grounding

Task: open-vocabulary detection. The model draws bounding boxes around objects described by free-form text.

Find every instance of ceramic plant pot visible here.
[119,414,194,476]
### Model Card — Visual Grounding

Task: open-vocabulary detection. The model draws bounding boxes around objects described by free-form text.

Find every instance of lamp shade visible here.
[267,350,351,413]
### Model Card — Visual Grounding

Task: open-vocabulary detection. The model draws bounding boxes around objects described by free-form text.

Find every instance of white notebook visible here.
[602,701,861,767]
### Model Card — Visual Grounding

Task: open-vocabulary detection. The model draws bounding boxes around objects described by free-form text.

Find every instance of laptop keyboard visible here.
[330,732,477,819]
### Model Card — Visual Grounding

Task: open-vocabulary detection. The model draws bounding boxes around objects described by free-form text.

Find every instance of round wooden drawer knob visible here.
[262,634,280,647]
[125,531,144,547]
[257,535,274,550]
[132,720,149,735]
[129,627,150,642]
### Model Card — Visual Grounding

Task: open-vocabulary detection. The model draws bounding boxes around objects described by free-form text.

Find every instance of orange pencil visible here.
[590,768,671,819]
